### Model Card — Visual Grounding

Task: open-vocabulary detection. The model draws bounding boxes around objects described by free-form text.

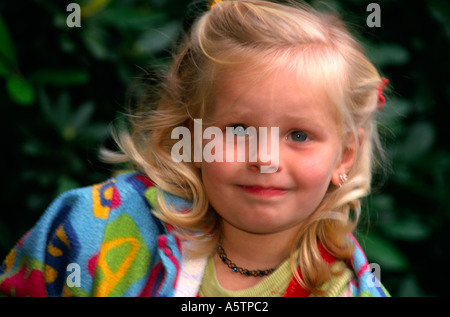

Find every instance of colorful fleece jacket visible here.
[0,171,389,297]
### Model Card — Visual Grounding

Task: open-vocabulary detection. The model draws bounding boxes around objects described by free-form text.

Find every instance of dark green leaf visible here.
[30,69,90,86]
[380,216,431,241]
[81,26,111,60]
[56,175,80,195]
[356,233,409,271]
[97,7,166,29]
[428,0,450,39]
[7,75,35,106]
[396,121,435,162]
[396,274,426,297]
[135,21,181,55]
[71,101,95,132]
[368,43,410,67]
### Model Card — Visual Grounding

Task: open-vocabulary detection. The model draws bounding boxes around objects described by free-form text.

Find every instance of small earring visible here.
[339,173,348,187]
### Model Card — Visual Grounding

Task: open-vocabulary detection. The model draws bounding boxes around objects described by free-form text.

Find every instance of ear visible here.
[331,128,364,187]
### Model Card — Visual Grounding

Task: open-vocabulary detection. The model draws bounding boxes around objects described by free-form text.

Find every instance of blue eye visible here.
[288,131,308,142]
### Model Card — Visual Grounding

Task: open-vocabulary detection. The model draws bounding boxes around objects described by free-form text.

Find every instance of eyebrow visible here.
[217,110,328,131]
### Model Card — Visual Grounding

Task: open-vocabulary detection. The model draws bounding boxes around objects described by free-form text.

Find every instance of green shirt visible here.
[198,255,355,297]
[198,255,293,297]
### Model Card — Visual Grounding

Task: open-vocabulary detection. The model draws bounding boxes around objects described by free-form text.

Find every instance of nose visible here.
[248,127,280,174]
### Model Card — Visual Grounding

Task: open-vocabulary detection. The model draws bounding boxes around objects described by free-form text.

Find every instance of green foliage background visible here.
[1,0,449,296]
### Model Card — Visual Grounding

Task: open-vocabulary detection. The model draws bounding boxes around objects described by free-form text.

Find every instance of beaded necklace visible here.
[216,244,276,277]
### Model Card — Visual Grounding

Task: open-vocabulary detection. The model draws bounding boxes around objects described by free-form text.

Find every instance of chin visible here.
[232,216,304,235]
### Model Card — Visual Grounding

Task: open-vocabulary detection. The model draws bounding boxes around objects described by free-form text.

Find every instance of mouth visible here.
[238,185,290,197]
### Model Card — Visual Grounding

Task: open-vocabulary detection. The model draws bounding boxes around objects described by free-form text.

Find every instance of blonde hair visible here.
[102,0,386,295]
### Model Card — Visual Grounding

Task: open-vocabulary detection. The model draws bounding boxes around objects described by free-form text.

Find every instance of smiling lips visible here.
[239,185,289,197]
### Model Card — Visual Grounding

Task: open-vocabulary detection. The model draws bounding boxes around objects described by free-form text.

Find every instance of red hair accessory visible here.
[376,77,389,110]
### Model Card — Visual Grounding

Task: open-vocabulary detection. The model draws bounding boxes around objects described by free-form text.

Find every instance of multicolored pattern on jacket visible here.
[0,172,389,297]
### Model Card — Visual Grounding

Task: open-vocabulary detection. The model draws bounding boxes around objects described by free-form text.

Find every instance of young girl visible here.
[0,0,390,297]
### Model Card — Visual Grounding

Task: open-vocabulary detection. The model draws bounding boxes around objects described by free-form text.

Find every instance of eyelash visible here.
[227,124,310,143]
[227,124,250,137]
[286,130,309,143]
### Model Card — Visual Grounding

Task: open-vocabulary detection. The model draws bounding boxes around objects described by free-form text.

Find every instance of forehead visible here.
[210,64,341,127]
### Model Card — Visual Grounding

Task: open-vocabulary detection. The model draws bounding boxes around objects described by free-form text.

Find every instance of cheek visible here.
[292,156,336,190]
[200,163,220,193]
[202,161,228,179]
[200,162,239,216]
[200,161,236,193]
